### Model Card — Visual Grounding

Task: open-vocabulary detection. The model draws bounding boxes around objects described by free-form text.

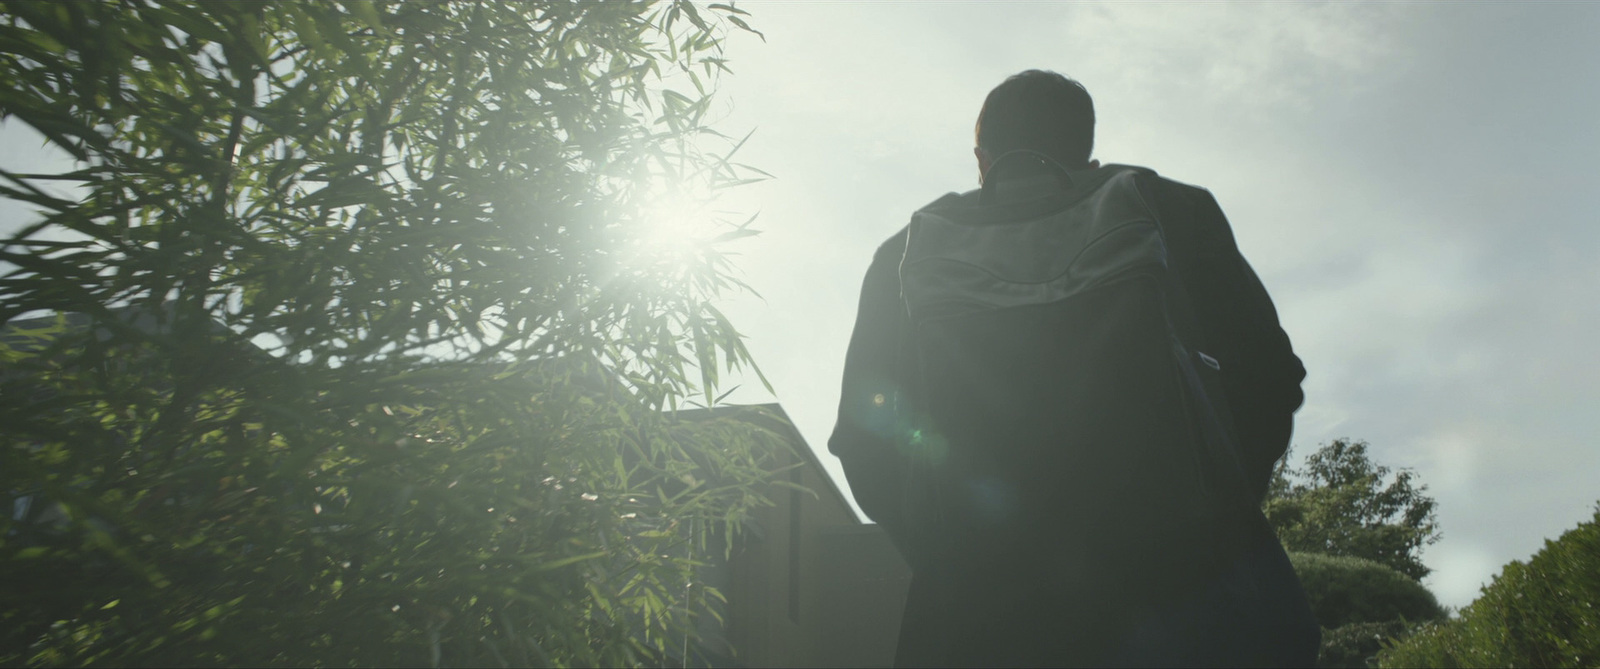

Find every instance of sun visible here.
[636,179,723,258]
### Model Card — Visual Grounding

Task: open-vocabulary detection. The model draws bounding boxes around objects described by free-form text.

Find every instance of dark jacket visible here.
[827,166,1317,667]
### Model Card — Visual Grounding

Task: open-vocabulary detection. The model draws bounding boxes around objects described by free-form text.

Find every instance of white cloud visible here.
[1053,2,1410,115]
[1410,429,1485,497]
[1425,541,1500,613]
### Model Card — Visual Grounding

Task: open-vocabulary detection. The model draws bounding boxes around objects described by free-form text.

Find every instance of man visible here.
[827,70,1319,666]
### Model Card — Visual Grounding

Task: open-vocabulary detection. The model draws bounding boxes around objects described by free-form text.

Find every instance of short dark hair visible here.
[975,70,1095,169]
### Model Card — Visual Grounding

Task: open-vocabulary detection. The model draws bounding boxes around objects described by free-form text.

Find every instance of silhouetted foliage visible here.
[1375,504,1600,668]
[0,1,776,666]
[1317,620,1414,669]
[1266,439,1440,580]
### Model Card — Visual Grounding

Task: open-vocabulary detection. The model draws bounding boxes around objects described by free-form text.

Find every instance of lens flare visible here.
[637,184,720,259]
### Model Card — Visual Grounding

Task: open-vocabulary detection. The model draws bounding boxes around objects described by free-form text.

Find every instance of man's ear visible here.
[975,147,992,184]
[1087,159,1101,169]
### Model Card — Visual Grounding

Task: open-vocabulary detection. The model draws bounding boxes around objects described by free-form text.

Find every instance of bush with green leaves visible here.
[1289,552,1444,629]
[1317,620,1414,669]
[1376,504,1600,668]
[0,1,777,666]
[1286,552,1444,668]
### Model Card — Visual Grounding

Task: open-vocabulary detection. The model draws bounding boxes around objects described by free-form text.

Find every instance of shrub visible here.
[1376,504,1600,668]
[1289,551,1445,629]
[1318,620,1414,669]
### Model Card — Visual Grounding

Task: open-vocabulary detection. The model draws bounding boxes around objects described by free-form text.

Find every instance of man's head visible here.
[974,70,1098,182]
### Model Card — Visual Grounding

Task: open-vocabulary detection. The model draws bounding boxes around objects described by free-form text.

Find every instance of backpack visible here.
[894,153,1254,574]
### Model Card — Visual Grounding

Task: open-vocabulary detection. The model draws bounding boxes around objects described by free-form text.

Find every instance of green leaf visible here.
[346,1,391,37]
[727,15,764,42]
[534,551,607,572]
[14,547,51,560]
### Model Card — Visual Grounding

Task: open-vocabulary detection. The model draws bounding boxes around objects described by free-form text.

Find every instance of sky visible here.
[700,1,1600,611]
[2,1,1596,613]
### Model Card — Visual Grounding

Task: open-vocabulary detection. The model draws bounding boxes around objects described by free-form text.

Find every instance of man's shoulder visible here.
[870,225,911,266]
[1110,164,1215,204]
[869,190,967,263]
[912,189,977,219]
[872,166,1220,261]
